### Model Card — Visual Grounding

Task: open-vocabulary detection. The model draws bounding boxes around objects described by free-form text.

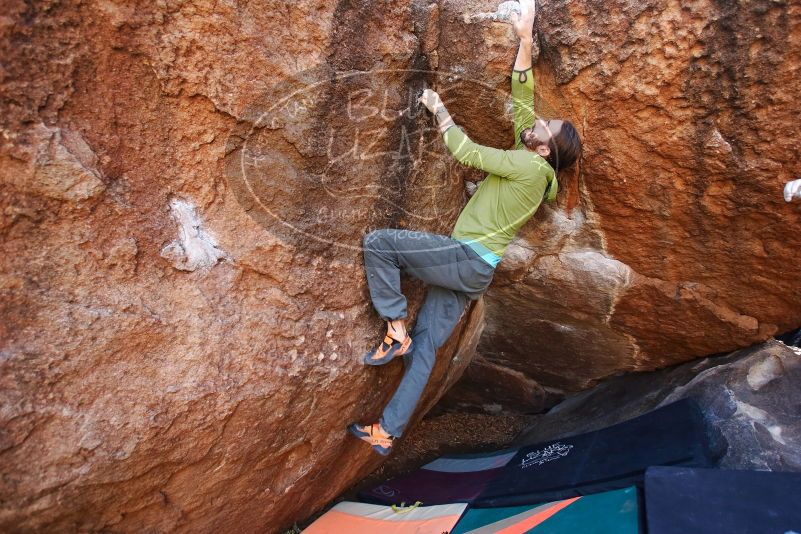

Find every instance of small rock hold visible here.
[160,198,228,272]
[465,1,521,23]
[746,354,785,391]
[18,123,107,201]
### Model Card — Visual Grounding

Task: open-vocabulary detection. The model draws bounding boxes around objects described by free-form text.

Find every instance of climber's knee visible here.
[363,228,392,251]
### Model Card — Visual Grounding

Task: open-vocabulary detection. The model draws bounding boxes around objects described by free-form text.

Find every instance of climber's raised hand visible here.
[511,0,537,40]
[418,88,443,113]
[418,89,455,134]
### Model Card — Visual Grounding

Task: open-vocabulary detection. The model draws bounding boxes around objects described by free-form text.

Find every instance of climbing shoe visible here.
[363,333,413,366]
[347,422,394,456]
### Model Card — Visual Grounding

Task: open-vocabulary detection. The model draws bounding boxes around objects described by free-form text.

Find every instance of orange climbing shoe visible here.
[363,333,413,366]
[348,422,394,456]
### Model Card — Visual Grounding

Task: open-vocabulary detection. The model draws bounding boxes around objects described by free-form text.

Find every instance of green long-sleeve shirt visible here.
[444,67,557,266]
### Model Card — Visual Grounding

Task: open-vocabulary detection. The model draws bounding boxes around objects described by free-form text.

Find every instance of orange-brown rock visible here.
[435,0,801,411]
[2,0,800,531]
[0,0,478,531]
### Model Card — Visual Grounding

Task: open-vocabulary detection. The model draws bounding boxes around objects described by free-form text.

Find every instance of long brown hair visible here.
[546,121,581,173]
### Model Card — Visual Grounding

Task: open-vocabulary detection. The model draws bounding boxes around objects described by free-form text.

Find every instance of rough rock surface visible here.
[2,0,801,532]
[515,340,801,471]
[1,1,480,532]
[436,0,801,410]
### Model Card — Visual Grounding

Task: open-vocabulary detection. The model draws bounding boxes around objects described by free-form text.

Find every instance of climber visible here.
[348,0,582,456]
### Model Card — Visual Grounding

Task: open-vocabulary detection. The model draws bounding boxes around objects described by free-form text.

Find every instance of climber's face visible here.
[521,119,564,157]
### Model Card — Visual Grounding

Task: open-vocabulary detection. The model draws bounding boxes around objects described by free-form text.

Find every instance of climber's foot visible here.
[363,320,412,366]
[347,422,394,456]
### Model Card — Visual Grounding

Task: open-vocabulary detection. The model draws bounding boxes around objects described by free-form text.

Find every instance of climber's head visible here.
[521,118,582,174]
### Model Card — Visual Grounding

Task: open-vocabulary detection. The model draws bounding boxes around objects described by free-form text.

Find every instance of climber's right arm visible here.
[511,0,536,71]
[511,0,537,149]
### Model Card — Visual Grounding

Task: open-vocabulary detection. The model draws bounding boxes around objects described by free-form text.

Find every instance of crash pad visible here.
[452,486,639,534]
[302,501,467,534]
[476,399,718,507]
[645,466,801,534]
[359,448,518,505]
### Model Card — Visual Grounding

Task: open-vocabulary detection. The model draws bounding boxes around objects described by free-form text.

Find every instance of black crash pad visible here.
[645,466,801,534]
[475,399,719,507]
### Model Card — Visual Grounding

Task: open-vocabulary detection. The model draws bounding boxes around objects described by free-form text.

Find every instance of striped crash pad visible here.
[359,448,518,505]
[476,399,718,507]
[302,501,467,533]
[452,486,639,534]
[645,466,801,534]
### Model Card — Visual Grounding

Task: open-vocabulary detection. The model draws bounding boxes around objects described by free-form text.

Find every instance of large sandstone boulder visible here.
[2,0,800,531]
[437,0,801,410]
[1,1,481,531]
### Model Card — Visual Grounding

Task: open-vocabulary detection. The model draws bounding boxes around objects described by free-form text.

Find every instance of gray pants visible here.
[362,229,495,437]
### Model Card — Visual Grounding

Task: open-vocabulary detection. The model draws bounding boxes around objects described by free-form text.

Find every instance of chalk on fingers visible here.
[784,178,801,202]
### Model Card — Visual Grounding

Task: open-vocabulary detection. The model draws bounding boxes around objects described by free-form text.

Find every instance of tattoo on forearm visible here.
[435,107,454,133]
